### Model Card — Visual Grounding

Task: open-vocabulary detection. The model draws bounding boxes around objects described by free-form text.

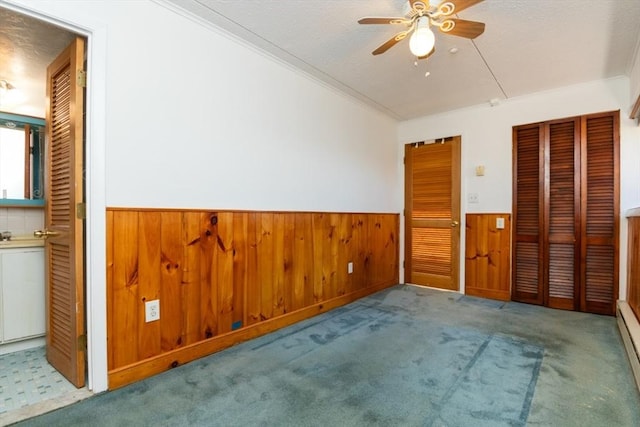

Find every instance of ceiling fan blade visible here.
[438,0,484,15]
[417,47,435,60]
[358,17,411,25]
[439,19,485,39]
[372,30,410,55]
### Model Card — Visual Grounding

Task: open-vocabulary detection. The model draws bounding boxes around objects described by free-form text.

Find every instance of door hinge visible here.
[77,334,87,352]
[76,70,87,88]
[76,202,86,219]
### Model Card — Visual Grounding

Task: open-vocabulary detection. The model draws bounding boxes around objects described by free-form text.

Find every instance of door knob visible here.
[34,229,60,239]
[451,221,459,228]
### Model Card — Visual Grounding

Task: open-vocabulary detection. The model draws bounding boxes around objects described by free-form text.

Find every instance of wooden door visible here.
[512,111,619,315]
[513,120,582,308]
[405,137,461,290]
[42,37,86,387]
[580,112,619,314]
[512,124,544,304]
[545,118,581,310]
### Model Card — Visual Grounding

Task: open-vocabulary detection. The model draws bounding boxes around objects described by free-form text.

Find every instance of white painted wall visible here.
[398,76,640,298]
[104,1,398,213]
[4,0,401,393]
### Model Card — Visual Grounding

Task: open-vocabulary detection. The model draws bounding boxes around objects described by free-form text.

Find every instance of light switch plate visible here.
[496,217,505,229]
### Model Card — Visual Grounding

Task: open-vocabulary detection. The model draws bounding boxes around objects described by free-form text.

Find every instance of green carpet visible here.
[15,285,640,426]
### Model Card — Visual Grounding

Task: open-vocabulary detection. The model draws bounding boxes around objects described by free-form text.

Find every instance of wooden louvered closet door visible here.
[512,124,544,304]
[405,137,461,291]
[44,37,86,387]
[581,113,619,313]
[512,111,619,315]
[546,119,581,310]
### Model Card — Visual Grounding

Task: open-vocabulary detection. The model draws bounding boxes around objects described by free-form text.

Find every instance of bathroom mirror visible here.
[0,112,45,206]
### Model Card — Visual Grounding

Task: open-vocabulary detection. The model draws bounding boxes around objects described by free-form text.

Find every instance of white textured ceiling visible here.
[1,1,640,120]
[168,0,640,119]
[0,7,76,117]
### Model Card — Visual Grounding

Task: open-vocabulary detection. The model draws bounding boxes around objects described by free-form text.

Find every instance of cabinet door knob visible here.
[451,221,459,228]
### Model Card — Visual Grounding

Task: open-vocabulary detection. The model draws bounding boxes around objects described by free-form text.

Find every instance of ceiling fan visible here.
[358,0,485,59]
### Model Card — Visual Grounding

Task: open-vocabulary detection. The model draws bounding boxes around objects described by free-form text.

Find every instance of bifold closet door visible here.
[512,124,544,304]
[545,119,581,310]
[512,111,619,315]
[581,113,619,314]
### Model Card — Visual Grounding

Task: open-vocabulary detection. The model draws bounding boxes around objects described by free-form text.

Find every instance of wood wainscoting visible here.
[626,210,640,319]
[620,209,640,391]
[106,208,399,388]
[465,214,511,301]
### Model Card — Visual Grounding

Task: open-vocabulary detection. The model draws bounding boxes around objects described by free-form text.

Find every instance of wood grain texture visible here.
[627,216,640,320]
[138,211,161,359]
[465,214,511,301]
[580,112,620,315]
[512,124,543,304]
[160,212,184,351]
[45,37,86,388]
[405,137,461,291]
[217,212,235,334]
[106,209,399,388]
[512,110,619,315]
[183,212,203,344]
[109,210,139,367]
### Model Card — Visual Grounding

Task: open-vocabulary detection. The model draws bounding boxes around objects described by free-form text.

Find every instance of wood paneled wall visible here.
[106,208,399,388]
[627,212,640,320]
[465,214,511,301]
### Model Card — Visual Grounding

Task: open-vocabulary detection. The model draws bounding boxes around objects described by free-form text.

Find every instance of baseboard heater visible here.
[617,301,640,391]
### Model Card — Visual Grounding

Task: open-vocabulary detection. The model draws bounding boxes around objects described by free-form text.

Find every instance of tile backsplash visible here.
[0,208,44,238]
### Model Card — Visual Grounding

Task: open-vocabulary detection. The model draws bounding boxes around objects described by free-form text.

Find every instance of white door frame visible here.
[2,0,108,393]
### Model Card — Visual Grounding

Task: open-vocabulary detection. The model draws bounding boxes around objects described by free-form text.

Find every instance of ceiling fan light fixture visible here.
[409,18,435,57]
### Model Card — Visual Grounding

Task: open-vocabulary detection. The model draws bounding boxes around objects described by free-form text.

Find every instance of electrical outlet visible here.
[496,217,505,229]
[347,262,354,274]
[468,193,479,204]
[145,299,160,322]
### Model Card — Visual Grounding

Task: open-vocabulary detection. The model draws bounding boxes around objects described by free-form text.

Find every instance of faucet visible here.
[1,231,11,241]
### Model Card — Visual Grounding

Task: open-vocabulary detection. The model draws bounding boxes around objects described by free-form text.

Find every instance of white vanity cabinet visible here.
[0,247,45,343]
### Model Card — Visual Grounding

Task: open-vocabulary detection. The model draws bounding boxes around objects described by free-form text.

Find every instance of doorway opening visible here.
[0,5,90,421]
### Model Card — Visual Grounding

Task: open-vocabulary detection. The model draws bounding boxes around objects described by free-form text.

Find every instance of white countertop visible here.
[0,236,45,248]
